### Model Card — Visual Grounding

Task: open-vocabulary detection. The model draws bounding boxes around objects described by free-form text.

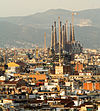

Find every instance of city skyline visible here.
[0,0,100,110]
[0,0,100,17]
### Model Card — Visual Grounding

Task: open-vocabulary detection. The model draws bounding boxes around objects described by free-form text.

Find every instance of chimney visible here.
[44,32,46,53]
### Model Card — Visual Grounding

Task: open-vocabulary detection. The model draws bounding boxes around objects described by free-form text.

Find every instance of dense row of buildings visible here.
[0,47,99,111]
[0,16,99,111]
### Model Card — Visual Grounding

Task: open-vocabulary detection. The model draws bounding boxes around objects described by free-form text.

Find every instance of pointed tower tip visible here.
[54,21,56,27]
[52,25,53,31]
[58,16,60,19]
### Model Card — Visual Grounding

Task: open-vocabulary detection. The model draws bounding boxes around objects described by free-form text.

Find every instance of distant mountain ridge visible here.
[0,8,100,49]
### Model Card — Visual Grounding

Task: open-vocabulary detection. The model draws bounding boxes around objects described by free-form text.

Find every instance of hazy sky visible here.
[0,0,100,17]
